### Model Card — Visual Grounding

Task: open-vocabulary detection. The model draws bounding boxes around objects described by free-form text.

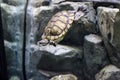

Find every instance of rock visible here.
[30,44,83,71]
[29,44,84,79]
[30,0,51,7]
[51,0,65,4]
[95,65,120,80]
[9,76,20,80]
[83,34,109,80]
[97,7,120,67]
[84,0,120,4]
[0,0,2,3]
[1,2,25,79]
[2,0,25,6]
[50,74,78,80]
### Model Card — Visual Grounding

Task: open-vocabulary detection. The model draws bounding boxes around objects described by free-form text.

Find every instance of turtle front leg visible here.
[49,40,57,47]
[37,39,49,46]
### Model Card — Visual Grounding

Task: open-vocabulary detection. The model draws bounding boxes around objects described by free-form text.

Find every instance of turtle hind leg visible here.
[37,39,49,46]
[49,40,57,47]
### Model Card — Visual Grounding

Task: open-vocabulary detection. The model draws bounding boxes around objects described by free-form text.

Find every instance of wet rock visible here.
[50,74,78,80]
[97,7,120,67]
[30,44,83,72]
[83,34,109,80]
[95,65,120,80]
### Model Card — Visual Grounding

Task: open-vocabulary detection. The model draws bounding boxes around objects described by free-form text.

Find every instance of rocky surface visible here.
[83,34,109,80]
[2,0,26,6]
[1,1,26,79]
[30,44,83,72]
[29,0,51,7]
[97,7,120,68]
[95,65,120,80]
[50,74,78,80]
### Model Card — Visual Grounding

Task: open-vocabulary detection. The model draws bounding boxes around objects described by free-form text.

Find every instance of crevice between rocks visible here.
[0,6,8,80]
[22,0,29,80]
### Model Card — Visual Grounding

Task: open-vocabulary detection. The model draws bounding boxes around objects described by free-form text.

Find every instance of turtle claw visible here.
[49,41,57,47]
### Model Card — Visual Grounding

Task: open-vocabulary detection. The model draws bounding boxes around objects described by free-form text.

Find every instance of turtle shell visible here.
[42,11,75,43]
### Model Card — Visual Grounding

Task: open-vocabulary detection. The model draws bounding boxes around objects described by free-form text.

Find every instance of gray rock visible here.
[2,0,25,6]
[83,0,120,4]
[30,44,83,71]
[9,76,20,80]
[29,0,51,7]
[95,65,120,80]
[83,34,109,80]
[50,74,78,80]
[51,0,65,4]
[0,0,2,3]
[97,7,120,68]
[1,2,25,78]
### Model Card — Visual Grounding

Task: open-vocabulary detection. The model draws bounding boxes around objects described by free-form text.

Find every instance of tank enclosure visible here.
[0,0,120,80]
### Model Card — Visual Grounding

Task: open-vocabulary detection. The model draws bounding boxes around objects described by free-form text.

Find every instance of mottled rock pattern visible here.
[50,74,78,80]
[95,65,120,80]
[29,0,51,7]
[1,1,26,79]
[83,34,109,80]
[97,7,120,68]
[2,0,26,6]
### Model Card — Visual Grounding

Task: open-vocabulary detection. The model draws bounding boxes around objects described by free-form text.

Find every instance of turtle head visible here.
[74,4,88,21]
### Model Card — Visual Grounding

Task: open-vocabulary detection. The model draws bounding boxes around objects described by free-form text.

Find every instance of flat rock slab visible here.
[30,44,83,72]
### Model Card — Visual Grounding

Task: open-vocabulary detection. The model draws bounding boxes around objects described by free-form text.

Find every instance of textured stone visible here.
[83,34,109,80]
[29,44,84,79]
[97,7,120,68]
[95,65,120,80]
[2,0,25,6]
[1,2,26,79]
[30,0,51,7]
[51,0,65,4]
[83,0,120,4]
[30,44,83,71]
[50,74,78,80]
[9,76,20,80]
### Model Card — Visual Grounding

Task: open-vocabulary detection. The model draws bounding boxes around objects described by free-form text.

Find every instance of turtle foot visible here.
[49,41,57,47]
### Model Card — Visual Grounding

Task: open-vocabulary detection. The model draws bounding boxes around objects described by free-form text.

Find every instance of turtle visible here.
[38,5,88,46]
